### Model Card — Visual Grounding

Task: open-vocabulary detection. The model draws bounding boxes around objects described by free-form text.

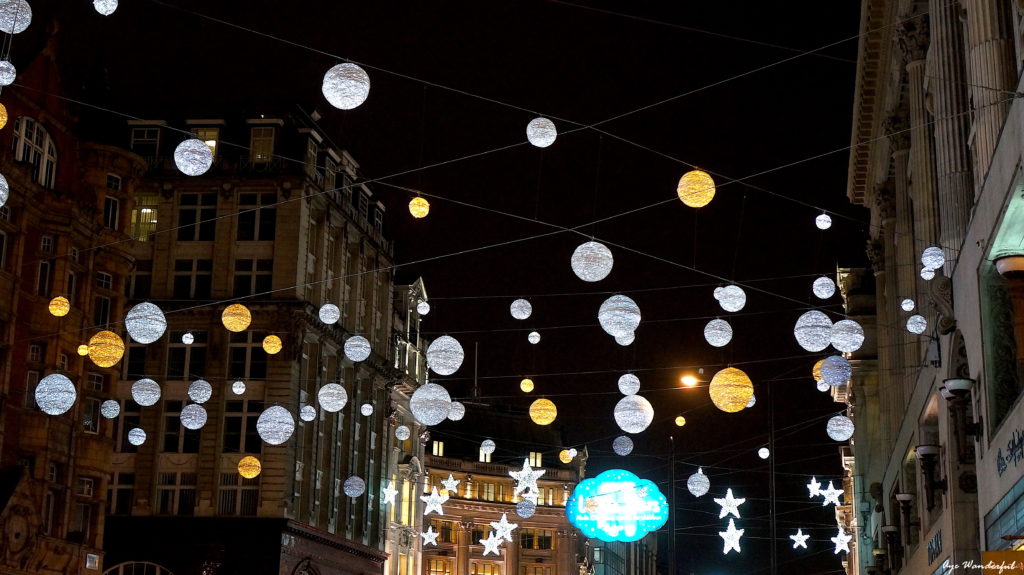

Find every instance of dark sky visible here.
[36,1,866,573]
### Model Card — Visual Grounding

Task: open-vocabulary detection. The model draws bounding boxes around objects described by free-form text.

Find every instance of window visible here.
[472,565,499,575]
[471,523,488,542]
[124,343,146,379]
[228,332,268,380]
[68,502,92,543]
[106,174,122,190]
[126,260,152,299]
[93,296,111,327]
[47,462,60,483]
[106,472,134,515]
[86,372,105,392]
[218,472,259,515]
[479,447,492,463]
[192,128,219,159]
[130,195,158,241]
[430,519,456,543]
[70,245,78,262]
[593,547,603,564]
[57,353,68,371]
[529,451,543,467]
[0,231,6,270]
[40,235,54,253]
[66,272,76,304]
[176,192,217,241]
[12,117,57,188]
[41,490,56,535]
[223,400,264,453]
[236,192,277,241]
[173,259,213,299]
[427,560,452,575]
[156,471,197,515]
[162,400,200,453]
[520,529,556,550]
[0,205,10,221]
[432,440,445,457]
[37,261,51,296]
[325,157,337,191]
[96,271,113,290]
[28,343,43,363]
[103,197,120,230]
[130,126,160,156]
[167,330,206,379]
[373,206,383,231]
[76,477,95,497]
[250,127,274,163]
[232,259,273,297]
[480,483,496,501]
[25,370,38,409]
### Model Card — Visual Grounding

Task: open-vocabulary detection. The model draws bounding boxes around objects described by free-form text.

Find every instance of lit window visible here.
[250,127,274,163]
[192,127,219,159]
[479,448,491,463]
[12,117,57,188]
[529,451,543,467]
[427,559,452,575]
[432,441,444,457]
[130,195,158,242]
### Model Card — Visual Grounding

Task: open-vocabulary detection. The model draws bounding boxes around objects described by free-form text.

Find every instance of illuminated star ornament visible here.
[718,518,744,554]
[831,528,852,554]
[480,530,503,556]
[441,473,461,494]
[509,459,546,500]
[490,513,518,542]
[714,488,746,519]
[790,528,810,549]
[806,476,822,498]
[421,486,450,515]
[420,525,440,546]
[820,481,843,507]
[382,481,398,506]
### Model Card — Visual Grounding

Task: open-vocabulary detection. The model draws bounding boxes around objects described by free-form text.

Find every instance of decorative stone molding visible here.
[929,274,957,334]
[897,14,930,63]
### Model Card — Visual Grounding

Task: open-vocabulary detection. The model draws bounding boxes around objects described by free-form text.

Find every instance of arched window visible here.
[11,117,57,188]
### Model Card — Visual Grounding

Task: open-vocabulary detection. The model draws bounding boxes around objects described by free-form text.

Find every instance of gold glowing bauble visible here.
[675,416,687,427]
[409,197,430,219]
[237,456,262,479]
[88,330,125,368]
[76,344,89,356]
[520,378,534,393]
[676,169,716,208]
[559,449,572,464]
[812,359,824,382]
[708,367,754,413]
[222,304,252,332]
[262,335,282,354]
[48,296,70,317]
[0,103,8,130]
[529,398,557,425]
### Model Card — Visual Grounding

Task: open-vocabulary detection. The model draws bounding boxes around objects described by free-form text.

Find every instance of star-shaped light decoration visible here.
[480,530,503,556]
[509,459,546,500]
[421,486,450,515]
[831,528,852,554]
[820,481,843,507]
[718,518,744,554]
[806,476,822,498]
[420,525,440,546]
[790,528,810,549]
[490,512,519,542]
[382,481,398,506]
[713,488,746,519]
[441,473,461,494]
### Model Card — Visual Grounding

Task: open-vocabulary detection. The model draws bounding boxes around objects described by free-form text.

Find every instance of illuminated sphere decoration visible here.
[410,383,453,426]
[409,197,430,219]
[48,296,70,317]
[746,395,756,409]
[256,405,295,445]
[124,302,167,344]
[921,267,935,280]
[516,499,537,518]
[528,331,541,344]
[526,117,557,148]
[180,404,208,430]
[77,344,89,356]
[238,456,261,479]
[676,169,716,208]
[715,285,746,313]
[569,448,578,458]
[480,439,496,455]
[221,304,252,332]
[426,335,465,375]
[520,378,534,393]
[35,374,76,415]
[131,378,161,406]
[618,373,640,396]
[88,330,125,368]
[0,103,7,130]
[322,62,370,110]
[687,468,710,497]
[0,173,7,208]
[815,213,832,230]
[571,241,614,283]
[318,383,348,412]
[395,425,411,441]
[615,333,635,346]
[612,435,634,456]
[901,298,915,312]
[182,332,195,345]
[187,379,213,404]
[907,315,927,334]
[708,367,754,413]
[817,380,830,392]
[812,359,824,382]
[262,335,283,355]
[758,447,770,459]
[174,138,214,176]
[830,320,865,353]
[299,405,316,422]
[417,301,431,315]
[794,310,833,352]
[510,299,532,320]
[598,295,641,337]
[343,476,366,498]
[921,246,945,270]
[812,277,836,299]
[344,335,372,362]
[0,0,31,34]
[232,380,246,395]
[827,415,855,441]
[559,449,573,464]
[613,395,654,434]
[448,401,466,421]
[529,398,558,425]
[704,319,733,347]
[820,356,852,387]
[0,60,15,86]
[127,428,146,446]
[319,303,340,324]
[360,403,373,416]
[100,399,120,419]
[93,0,117,15]
[674,416,686,427]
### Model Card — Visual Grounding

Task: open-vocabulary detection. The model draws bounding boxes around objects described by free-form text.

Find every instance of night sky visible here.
[33,1,865,573]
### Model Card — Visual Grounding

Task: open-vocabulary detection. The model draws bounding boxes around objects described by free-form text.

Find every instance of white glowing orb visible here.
[815,213,832,230]
[716,285,746,312]
[528,331,541,344]
[921,268,935,280]
[322,63,370,110]
[0,0,31,34]
[299,405,316,422]
[93,0,117,15]
[516,499,537,518]
[613,395,654,434]
[35,374,76,415]
[417,301,431,315]
[510,299,532,320]
[427,335,465,375]
[618,373,640,396]
[410,383,452,426]
[182,332,195,345]
[187,379,212,404]
[128,427,146,446]
[124,302,167,344]
[131,378,161,407]
[0,173,7,207]
[901,298,915,312]
[232,380,246,395]
[746,395,756,409]
[361,403,373,416]
[615,333,635,346]
[174,138,214,176]
[448,401,466,421]
[256,405,295,445]
[344,336,371,362]
[687,468,710,497]
[599,295,641,337]
[907,315,927,334]
[344,476,366,497]
[0,60,15,86]
[827,415,855,441]
[813,277,836,299]
[830,320,864,353]
[319,303,340,324]
[395,425,411,441]
[180,404,208,430]
[704,319,733,347]
[817,380,830,392]
[571,241,614,282]
[820,356,852,386]
[794,310,833,352]
[612,435,634,456]
[526,117,557,148]
[921,246,945,270]
[481,439,496,454]
[318,383,348,412]
[101,399,120,419]
[758,447,770,459]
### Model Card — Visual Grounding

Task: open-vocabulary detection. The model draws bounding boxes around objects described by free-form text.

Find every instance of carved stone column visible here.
[456,520,473,575]
[504,528,520,575]
[556,529,575,575]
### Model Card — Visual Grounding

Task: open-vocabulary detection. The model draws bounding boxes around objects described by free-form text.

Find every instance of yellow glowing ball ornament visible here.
[675,416,687,427]
[559,449,572,464]
[812,359,824,382]
[48,296,70,317]
[409,197,430,219]
[237,456,262,479]
[262,335,282,354]
[88,330,125,368]
[520,378,534,393]
[222,304,252,332]
[529,398,557,425]
[708,367,754,413]
[76,344,89,356]
[676,169,716,208]
[0,103,8,130]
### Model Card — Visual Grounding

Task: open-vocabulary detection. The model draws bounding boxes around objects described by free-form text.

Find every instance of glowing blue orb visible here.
[566,469,668,542]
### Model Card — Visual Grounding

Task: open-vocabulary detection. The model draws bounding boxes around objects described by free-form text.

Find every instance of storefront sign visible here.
[566,469,668,542]
[997,428,1024,477]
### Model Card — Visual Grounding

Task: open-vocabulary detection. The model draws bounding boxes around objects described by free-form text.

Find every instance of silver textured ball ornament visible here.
[410,383,452,426]
[830,320,864,353]
[344,336,371,362]
[715,285,746,312]
[907,315,927,334]
[480,439,496,455]
[299,405,316,422]
[921,268,935,280]
[758,447,770,459]
[617,373,640,396]
[571,241,613,282]
[395,425,411,441]
[815,213,832,230]
[613,395,654,434]
[704,319,732,347]
[417,301,431,315]
[615,332,635,346]
[232,381,246,395]
[318,383,348,412]
[180,404,208,430]
[921,246,945,270]
[174,139,214,176]
[125,302,167,344]
[427,335,465,375]
[526,117,557,148]
[794,311,833,352]
[100,399,120,419]
[448,401,466,421]
[256,405,295,445]
[510,299,532,320]
[93,0,117,15]
[360,403,373,416]
[817,380,830,392]
[127,427,146,446]
[344,476,366,497]
[612,435,633,456]
[182,332,195,345]
[812,277,835,299]
[687,468,710,497]
[528,331,541,344]
[516,499,537,518]
[820,356,852,387]
[322,63,370,110]
[0,0,31,34]
[901,299,915,312]
[35,374,77,415]
[826,415,855,441]
[0,60,16,86]
[598,295,641,337]
[187,379,212,404]
[319,303,340,324]
[131,378,161,407]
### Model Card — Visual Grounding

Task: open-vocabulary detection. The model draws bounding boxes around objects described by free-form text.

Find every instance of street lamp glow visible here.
[681,375,698,387]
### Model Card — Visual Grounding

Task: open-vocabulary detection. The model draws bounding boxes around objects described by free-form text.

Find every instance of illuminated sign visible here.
[566,469,669,542]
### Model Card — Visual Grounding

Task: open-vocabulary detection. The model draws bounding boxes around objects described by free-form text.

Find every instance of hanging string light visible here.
[221,304,252,332]
[319,303,340,324]
[529,398,557,425]
[124,302,167,344]
[612,435,633,456]
[520,378,534,393]
[238,456,262,479]
[409,196,430,218]
[256,405,295,445]
[571,241,614,282]
[410,383,453,426]
[131,378,161,406]
[613,395,654,433]
[703,318,732,347]
[322,62,370,110]
[88,330,124,368]
[708,367,754,413]
[794,311,833,352]
[48,296,70,317]
[676,169,716,208]
[526,117,557,148]
[510,299,532,320]
[35,374,76,415]
[427,335,465,375]
[262,335,283,354]
[617,373,640,396]
[344,335,372,362]
[174,138,214,176]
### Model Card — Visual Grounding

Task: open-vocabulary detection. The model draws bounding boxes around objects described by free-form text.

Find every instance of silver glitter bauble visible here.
[826,415,855,441]
[687,468,710,497]
[93,0,117,15]
[319,303,340,324]
[180,404,207,430]
[571,241,613,282]
[613,395,654,434]
[318,383,348,412]
[35,374,76,415]
[598,295,641,337]
[395,425,411,441]
[921,268,935,280]
[127,427,146,446]
[299,405,316,422]
[516,499,537,518]
[322,63,370,110]
[704,319,732,347]
[526,117,557,148]
[344,476,366,497]
[448,401,466,421]
[174,139,214,176]
[716,285,746,312]
[480,439,496,454]
[0,0,31,34]
[344,336,371,362]
[612,435,633,456]
[746,395,756,409]
[232,380,246,395]
[615,332,635,346]
[410,383,452,426]
[100,399,120,419]
[360,403,373,416]
[0,60,16,86]
[182,332,195,345]
[794,311,833,352]
[830,320,864,353]
[417,301,431,315]
[758,447,770,459]
[901,298,915,312]
[921,246,945,270]
[187,379,212,404]
[0,173,8,208]
[427,335,465,375]
[815,213,832,230]
[124,302,167,344]
[817,380,830,392]
[812,277,835,299]
[907,315,927,334]
[510,299,533,320]
[528,331,541,344]
[256,405,295,445]
[618,373,640,396]
[820,356,852,387]
[131,378,161,407]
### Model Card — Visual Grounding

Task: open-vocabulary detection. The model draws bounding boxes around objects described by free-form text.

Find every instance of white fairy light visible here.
[714,488,745,519]
[509,459,546,499]
[790,529,810,549]
[480,530,503,556]
[182,332,194,345]
[256,405,295,445]
[420,526,440,546]
[510,299,533,320]
[410,383,452,426]
[490,513,518,542]
[617,373,640,396]
[427,335,465,375]
[232,381,246,395]
[719,518,744,555]
[382,481,398,505]
[344,336,372,362]
[318,383,348,412]
[322,62,370,110]
[704,318,733,347]
[806,477,822,498]
[421,486,449,515]
[831,528,852,554]
[441,474,460,493]
[757,447,770,459]
[820,481,843,506]
[526,117,557,148]
[174,138,214,176]
[815,213,832,230]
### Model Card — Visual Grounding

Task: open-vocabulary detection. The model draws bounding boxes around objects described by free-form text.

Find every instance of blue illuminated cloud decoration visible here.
[566,469,669,542]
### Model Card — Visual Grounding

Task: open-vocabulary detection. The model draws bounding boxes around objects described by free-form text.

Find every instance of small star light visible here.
[790,529,810,549]
[528,331,541,344]
[816,213,832,230]
[820,481,843,506]
[441,473,461,494]
[420,525,440,546]
[510,459,546,499]
[344,335,372,362]
[319,303,341,324]
[526,117,557,148]
[812,276,836,299]
[382,481,398,505]
[490,513,519,542]
[618,373,640,395]
[174,139,214,176]
[510,298,533,320]
[421,486,449,515]
[571,241,614,282]
[831,528,853,554]
[715,285,746,312]
[598,295,641,338]
[322,62,370,110]
[901,298,915,312]
[714,488,746,519]
[718,518,744,555]
[704,318,733,347]
[687,468,710,497]
[480,530,503,556]
[907,314,927,335]
[806,477,822,498]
